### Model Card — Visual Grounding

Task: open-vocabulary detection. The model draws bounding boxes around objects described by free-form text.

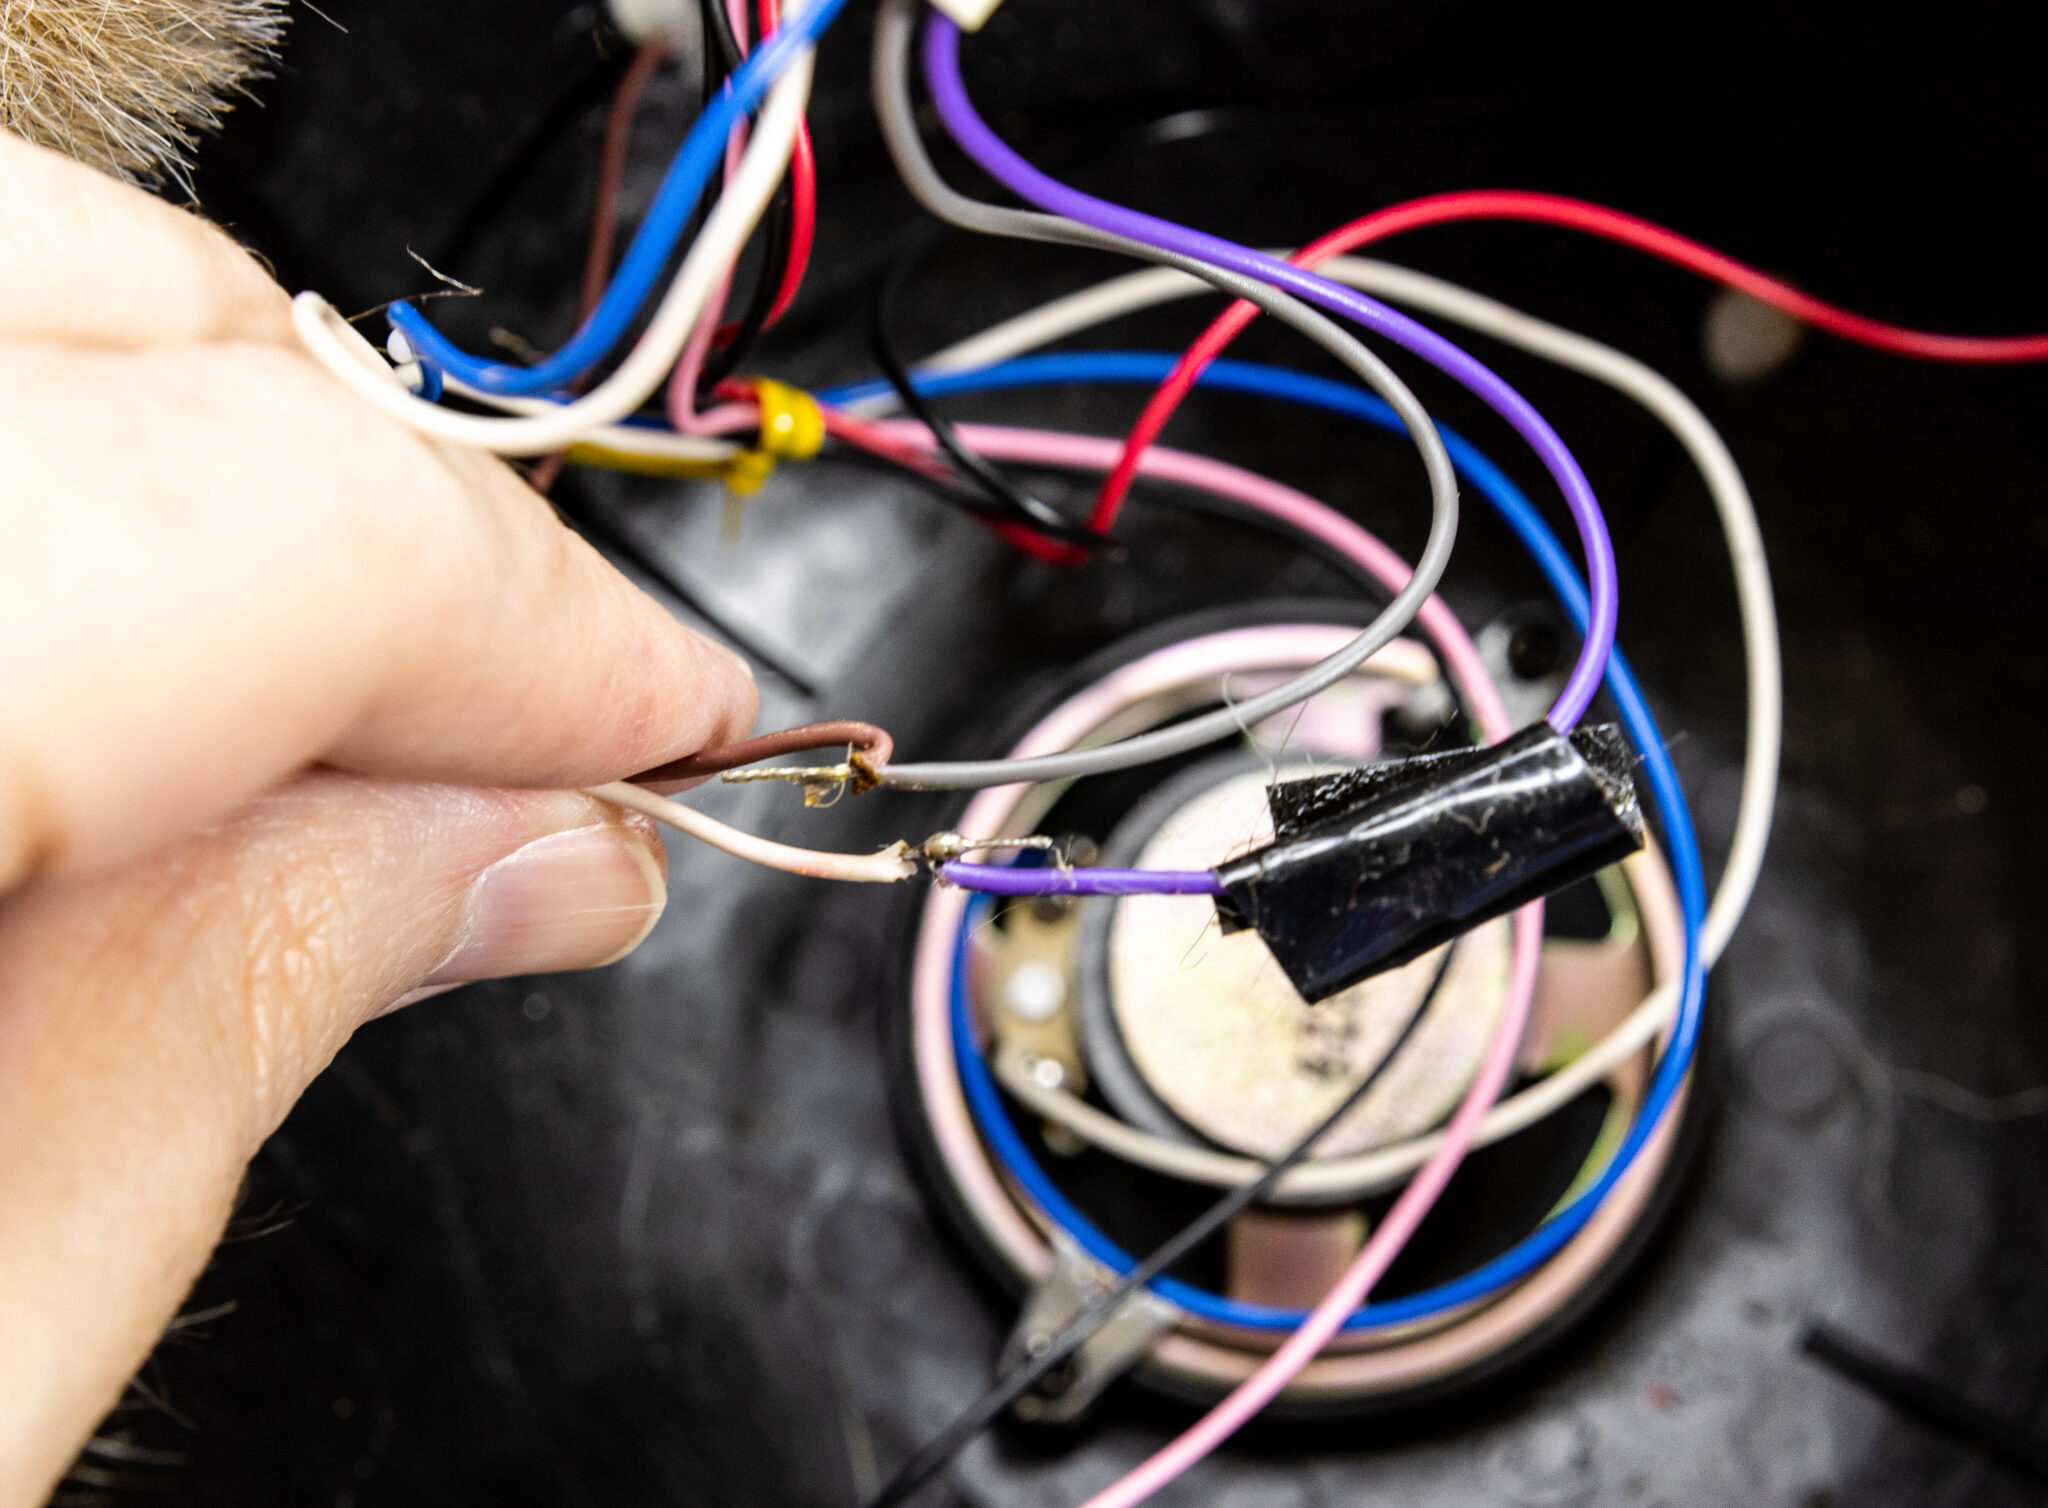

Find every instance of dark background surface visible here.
[74,0,2048,1502]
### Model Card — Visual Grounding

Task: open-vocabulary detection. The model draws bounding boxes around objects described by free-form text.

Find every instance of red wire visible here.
[753,0,817,331]
[766,120,818,328]
[1089,188,2048,533]
[825,408,1080,563]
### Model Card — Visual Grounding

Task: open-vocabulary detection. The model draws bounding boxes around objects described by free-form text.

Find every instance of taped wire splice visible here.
[1218,723,1645,1001]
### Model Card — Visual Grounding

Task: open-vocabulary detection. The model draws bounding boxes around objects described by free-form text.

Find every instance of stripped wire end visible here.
[721,762,855,806]
[922,832,1058,868]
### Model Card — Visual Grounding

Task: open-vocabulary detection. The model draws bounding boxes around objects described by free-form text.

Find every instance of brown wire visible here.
[579,40,670,319]
[632,720,895,789]
[530,39,671,497]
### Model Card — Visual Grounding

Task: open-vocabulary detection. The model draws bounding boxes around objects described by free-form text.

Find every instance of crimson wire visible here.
[1089,188,2048,532]
[711,0,816,343]
[767,118,818,326]
[759,0,816,327]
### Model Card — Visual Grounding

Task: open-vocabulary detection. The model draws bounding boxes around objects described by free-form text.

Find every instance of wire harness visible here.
[269,0,2048,1489]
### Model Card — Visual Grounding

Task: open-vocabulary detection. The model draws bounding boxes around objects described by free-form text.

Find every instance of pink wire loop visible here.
[848,412,1543,1505]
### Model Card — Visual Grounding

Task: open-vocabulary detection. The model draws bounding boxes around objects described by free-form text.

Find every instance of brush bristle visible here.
[1,0,289,189]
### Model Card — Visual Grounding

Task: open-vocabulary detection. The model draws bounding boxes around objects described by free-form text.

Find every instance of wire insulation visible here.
[835,252,1777,964]
[865,0,1461,790]
[294,38,815,455]
[588,781,916,882]
[865,939,1462,1508]
[916,11,1617,732]
[384,0,848,396]
[938,863,1222,895]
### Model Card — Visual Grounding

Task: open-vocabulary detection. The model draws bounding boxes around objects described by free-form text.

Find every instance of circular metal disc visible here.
[1107,769,1512,1160]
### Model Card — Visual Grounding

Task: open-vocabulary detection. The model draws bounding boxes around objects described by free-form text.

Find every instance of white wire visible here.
[865,0,1461,794]
[289,43,815,457]
[447,381,741,464]
[588,782,917,883]
[997,978,1676,1201]
[894,258,1780,1190]
[867,256,1778,965]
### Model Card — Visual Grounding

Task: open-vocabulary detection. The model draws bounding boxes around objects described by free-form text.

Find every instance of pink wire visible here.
[694,405,1511,746]
[852,415,1539,1505]
[1076,906,1538,1508]
[665,0,752,434]
[862,418,1499,721]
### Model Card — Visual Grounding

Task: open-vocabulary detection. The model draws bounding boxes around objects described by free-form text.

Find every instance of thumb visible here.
[0,772,668,1505]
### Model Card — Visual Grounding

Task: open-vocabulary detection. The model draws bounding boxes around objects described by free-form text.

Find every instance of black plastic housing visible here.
[1215,723,1645,1002]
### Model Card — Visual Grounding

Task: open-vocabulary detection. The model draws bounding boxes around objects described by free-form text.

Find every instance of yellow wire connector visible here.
[562,378,825,490]
[748,377,825,463]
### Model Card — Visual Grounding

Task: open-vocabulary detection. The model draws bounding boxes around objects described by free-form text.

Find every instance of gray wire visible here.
[867,0,1459,791]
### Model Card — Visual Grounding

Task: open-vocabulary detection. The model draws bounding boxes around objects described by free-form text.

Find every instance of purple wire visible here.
[920,16,1617,732]
[940,863,1226,897]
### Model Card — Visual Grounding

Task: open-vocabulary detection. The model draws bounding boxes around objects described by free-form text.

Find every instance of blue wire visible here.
[386,0,849,398]
[912,350,1708,1330]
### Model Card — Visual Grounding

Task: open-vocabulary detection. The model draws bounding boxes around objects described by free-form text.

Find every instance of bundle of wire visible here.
[275,0,2048,1499]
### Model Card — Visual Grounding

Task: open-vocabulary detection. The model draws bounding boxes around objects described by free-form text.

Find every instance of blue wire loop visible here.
[902,351,1707,1331]
[384,0,849,397]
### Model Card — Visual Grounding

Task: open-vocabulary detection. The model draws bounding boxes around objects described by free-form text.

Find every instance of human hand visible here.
[0,133,757,1501]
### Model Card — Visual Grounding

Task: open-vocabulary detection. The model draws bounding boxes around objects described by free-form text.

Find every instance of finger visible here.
[0,132,296,348]
[0,340,757,886]
[0,772,669,1503]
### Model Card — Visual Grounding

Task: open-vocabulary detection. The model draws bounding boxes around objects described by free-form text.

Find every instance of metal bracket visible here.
[999,1231,1180,1424]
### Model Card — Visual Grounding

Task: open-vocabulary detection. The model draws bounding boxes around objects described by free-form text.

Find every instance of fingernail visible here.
[422,821,667,986]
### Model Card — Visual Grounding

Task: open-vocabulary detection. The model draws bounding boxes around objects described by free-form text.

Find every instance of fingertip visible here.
[683,628,761,751]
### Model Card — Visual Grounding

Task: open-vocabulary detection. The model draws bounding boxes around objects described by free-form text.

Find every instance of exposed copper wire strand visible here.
[632,719,894,788]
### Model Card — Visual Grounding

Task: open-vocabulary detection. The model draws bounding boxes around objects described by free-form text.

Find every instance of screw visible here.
[1508,622,1562,680]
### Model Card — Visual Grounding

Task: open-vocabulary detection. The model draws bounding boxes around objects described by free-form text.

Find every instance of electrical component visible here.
[1217,724,1646,1002]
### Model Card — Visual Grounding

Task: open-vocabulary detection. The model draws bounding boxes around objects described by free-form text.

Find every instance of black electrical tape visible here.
[1216,723,1644,1002]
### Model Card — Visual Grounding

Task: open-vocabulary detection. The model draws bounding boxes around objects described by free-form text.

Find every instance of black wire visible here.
[820,442,1039,527]
[699,0,746,74]
[870,258,1106,552]
[868,943,1463,1508]
[1801,1323,2048,1481]
[818,442,1114,553]
[551,478,819,698]
[699,171,794,389]
[689,0,803,391]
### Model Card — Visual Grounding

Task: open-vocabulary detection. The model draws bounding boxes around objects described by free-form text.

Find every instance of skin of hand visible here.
[0,132,759,1501]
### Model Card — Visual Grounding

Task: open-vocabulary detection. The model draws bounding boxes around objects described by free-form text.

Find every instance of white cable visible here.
[448,382,741,464]
[868,256,1778,965]
[895,259,1780,1190]
[290,44,815,457]
[588,782,917,883]
[997,979,1676,1201]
